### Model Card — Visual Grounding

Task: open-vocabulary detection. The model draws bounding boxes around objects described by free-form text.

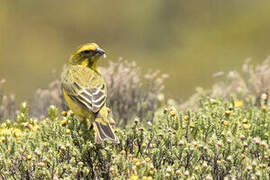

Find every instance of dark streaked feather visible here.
[73,82,81,90]
[81,92,92,101]
[93,96,106,107]
[95,121,107,140]
[94,121,119,144]
[99,123,115,139]
[101,84,105,90]
[68,95,90,110]
[62,81,106,113]
[93,91,104,100]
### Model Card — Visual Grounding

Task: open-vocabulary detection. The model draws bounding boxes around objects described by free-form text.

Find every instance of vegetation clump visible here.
[0,59,270,179]
[0,97,270,179]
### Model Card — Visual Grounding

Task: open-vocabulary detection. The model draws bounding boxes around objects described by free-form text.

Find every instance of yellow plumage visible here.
[61,43,119,143]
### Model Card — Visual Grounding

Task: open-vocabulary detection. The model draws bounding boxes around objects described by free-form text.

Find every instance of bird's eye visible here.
[83,50,91,54]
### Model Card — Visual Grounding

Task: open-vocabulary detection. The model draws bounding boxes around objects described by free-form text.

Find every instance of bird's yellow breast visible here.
[79,58,100,73]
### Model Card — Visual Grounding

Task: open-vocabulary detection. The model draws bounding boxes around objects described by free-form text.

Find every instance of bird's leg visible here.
[77,122,82,132]
[76,117,85,132]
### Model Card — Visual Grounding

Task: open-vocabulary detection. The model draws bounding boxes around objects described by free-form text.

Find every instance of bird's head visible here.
[68,43,106,68]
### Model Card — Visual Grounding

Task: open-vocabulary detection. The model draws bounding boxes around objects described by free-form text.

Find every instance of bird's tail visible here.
[93,118,119,144]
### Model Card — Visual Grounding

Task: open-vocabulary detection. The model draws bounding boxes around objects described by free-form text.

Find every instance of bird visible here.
[61,43,119,144]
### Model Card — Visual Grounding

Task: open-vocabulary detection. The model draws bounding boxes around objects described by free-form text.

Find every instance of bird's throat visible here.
[80,59,90,67]
[81,58,100,73]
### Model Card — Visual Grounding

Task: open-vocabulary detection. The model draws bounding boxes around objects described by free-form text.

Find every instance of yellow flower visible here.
[217,160,222,165]
[31,125,40,131]
[0,136,6,143]
[225,111,231,116]
[170,110,176,117]
[183,115,189,121]
[26,154,32,160]
[145,157,151,162]
[38,162,46,167]
[67,110,74,116]
[129,174,139,180]
[243,124,249,130]
[120,150,126,155]
[234,100,243,107]
[13,128,23,138]
[261,105,267,111]
[242,119,248,124]
[66,129,71,134]
[0,123,7,128]
[223,120,229,126]
[142,176,148,180]
[60,119,68,126]
[61,111,67,117]
[0,128,12,136]
[132,158,138,163]
[142,176,153,180]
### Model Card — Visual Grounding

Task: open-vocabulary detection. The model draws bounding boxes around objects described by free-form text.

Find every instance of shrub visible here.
[100,59,168,126]
[211,57,270,104]
[1,57,270,179]
[181,57,270,110]
[0,79,16,122]
[0,98,269,179]
[31,79,65,119]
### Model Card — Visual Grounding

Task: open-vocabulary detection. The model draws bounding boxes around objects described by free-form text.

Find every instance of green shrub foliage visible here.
[0,98,270,179]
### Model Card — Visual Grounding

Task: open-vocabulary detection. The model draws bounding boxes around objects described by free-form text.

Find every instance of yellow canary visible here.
[61,43,119,143]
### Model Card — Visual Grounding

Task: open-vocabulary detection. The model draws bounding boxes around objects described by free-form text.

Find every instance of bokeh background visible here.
[1,0,270,102]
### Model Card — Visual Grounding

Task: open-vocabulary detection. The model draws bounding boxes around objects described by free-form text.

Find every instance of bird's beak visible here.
[95,47,105,55]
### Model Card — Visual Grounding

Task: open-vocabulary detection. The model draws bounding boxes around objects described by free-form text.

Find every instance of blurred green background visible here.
[1,0,270,102]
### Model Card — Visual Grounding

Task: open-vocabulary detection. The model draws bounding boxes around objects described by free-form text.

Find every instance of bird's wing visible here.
[62,66,107,113]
